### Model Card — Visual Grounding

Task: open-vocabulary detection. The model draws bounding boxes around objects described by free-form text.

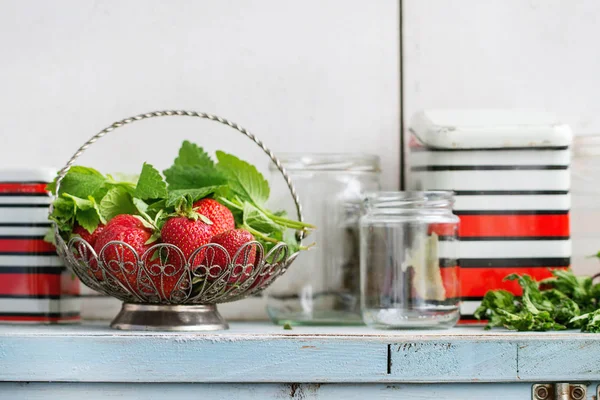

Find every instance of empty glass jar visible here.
[360,191,460,329]
[265,154,381,325]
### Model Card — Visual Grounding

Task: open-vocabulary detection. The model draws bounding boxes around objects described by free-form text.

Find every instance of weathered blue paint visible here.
[0,382,565,400]
[390,341,517,381]
[1,323,600,384]
[518,339,600,381]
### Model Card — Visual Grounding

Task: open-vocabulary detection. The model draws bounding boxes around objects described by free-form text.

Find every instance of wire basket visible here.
[52,110,305,331]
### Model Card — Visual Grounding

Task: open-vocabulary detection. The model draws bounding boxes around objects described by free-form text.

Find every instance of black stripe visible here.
[0,312,79,318]
[438,258,459,268]
[0,223,52,227]
[0,294,79,300]
[455,210,569,216]
[0,204,50,208]
[412,165,568,171]
[460,258,570,268]
[461,297,486,302]
[0,266,66,274]
[0,251,57,256]
[459,314,480,321]
[460,236,570,241]
[437,235,458,242]
[78,293,111,298]
[0,235,46,240]
[0,193,50,197]
[454,190,569,196]
[411,146,569,152]
[0,181,49,184]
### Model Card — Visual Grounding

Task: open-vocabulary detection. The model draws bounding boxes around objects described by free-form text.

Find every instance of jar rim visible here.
[269,153,381,172]
[364,191,455,209]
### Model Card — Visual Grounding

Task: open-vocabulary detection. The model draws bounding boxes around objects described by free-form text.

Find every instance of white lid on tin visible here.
[0,168,57,183]
[410,109,573,149]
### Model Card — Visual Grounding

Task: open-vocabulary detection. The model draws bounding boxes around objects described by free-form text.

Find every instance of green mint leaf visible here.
[133,198,149,214]
[43,228,56,245]
[165,186,224,208]
[75,208,100,233]
[163,165,227,190]
[55,166,107,198]
[173,140,214,168]
[216,151,270,206]
[134,163,168,200]
[49,197,76,223]
[62,193,94,210]
[243,202,283,235]
[99,186,137,221]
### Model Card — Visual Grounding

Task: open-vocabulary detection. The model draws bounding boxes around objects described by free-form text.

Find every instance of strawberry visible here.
[209,229,257,284]
[92,214,153,296]
[161,216,214,262]
[106,214,147,230]
[73,223,105,247]
[72,223,105,282]
[192,198,234,236]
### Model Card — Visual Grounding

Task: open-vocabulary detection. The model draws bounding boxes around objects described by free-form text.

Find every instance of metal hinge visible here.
[532,383,586,400]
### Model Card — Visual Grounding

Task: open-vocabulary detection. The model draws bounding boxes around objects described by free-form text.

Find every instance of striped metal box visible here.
[407,110,572,323]
[0,169,80,323]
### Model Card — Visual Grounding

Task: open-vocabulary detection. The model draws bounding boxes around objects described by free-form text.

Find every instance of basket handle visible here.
[53,110,305,241]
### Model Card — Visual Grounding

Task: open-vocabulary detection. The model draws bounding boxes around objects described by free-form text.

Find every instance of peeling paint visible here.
[284,383,321,399]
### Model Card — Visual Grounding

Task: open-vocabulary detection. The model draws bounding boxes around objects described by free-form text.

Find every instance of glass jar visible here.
[360,191,460,329]
[265,154,381,325]
[571,135,600,277]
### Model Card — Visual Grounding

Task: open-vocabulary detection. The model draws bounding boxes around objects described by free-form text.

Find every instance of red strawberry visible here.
[161,217,214,262]
[93,215,153,296]
[209,229,257,284]
[106,214,146,230]
[155,216,215,300]
[192,198,234,236]
[73,223,105,247]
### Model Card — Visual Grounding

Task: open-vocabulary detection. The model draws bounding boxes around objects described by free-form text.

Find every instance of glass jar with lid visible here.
[571,134,600,277]
[360,191,460,329]
[265,154,381,325]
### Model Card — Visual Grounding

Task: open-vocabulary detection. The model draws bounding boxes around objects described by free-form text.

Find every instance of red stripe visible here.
[0,274,79,296]
[0,183,49,194]
[429,223,458,237]
[460,266,568,297]
[458,319,486,325]
[458,214,570,237]
[0,315,80,322]
[440,266,460,298]
[0,239,56,253]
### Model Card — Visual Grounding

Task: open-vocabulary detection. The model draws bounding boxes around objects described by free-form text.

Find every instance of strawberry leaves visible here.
[134,163,168,200]
[215,151,270,206]
[100,186,137,221]
[47,166,107,198]
[164,141,226,190]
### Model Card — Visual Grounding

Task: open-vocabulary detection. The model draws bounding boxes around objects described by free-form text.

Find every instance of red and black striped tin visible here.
[0,170,80,323]
[407,110,572,323]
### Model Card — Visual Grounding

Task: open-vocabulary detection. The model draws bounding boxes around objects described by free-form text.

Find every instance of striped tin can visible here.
[0,169,80,323]
[407,110,572,323]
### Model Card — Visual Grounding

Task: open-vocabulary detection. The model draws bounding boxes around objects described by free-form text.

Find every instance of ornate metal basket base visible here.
[111,303,229,331]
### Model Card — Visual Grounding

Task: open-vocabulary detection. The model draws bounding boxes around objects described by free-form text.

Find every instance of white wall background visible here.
[403,0,600,136]
[0,0,400,189]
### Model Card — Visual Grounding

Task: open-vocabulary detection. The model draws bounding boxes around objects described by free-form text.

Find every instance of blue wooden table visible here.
[1,322,599,399]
